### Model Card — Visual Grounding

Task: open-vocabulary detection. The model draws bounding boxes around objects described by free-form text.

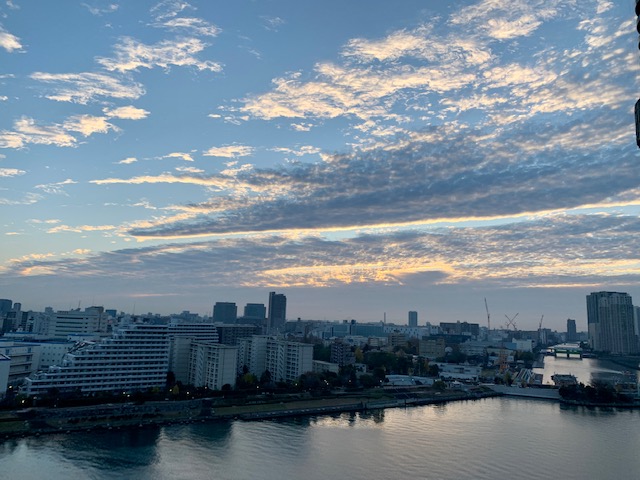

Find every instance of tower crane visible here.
[504,313,519,331]
[484,298,491,331]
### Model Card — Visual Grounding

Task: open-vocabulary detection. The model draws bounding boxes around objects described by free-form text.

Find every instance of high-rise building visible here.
[408,311,418,327]
[0,299,12,315]
[587,292,639,354]
[213,302,237,323]
[268,292,286,332]
[244,303,266,321]
[566,319,577,342]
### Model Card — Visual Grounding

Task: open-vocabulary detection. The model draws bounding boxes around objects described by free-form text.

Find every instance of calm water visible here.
[2,394,640,480]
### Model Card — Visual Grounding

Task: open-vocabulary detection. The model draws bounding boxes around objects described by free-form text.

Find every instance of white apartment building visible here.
[21,322,170,396]
[0,341,42,387]
[43,307,106,337]
[0,354,10,398]
[167,322,219,383]
[265,339,313,383]
[189,342,238,391]
[237,335,271,376]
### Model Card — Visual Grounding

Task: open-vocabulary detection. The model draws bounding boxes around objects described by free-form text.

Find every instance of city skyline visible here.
[2,1,640,331]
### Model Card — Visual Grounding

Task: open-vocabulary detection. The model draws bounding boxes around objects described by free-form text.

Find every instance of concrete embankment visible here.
[0,389,498,439]
[485,384,561,400]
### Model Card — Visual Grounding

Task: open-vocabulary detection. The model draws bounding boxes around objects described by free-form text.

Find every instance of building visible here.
[0,354,9,398]
[587,292,639,354]
[330,340,355,366]
[268,292,287,332]
[388,331,407,349]
[215,324,261,346]
[244,303,266,321]
[189,342,238,391]
[440,321,480,337]
[408,311,418,327]
[44,307,106,337]
[22,322,170,396]
[265,339,313,383]
[237,335,271,377]
[419,337,446,359]
[167,322,219,383]
[0,341,42,387]
[213,302,238,324]
[566,319,577,342]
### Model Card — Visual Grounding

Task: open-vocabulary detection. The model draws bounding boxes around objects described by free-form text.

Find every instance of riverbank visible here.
[0,387,497,440]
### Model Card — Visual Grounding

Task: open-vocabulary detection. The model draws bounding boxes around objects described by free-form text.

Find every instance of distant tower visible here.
[566,319,577,342]
[587,292,639,354]
[244,303,266,321]
[213,302,238,324]
[268,292,287,332]
[408,311,418,327]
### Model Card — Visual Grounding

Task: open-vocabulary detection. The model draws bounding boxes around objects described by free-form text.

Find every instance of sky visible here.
[1,0,640,331]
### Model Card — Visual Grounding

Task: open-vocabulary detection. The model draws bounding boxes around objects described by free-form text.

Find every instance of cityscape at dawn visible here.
[2,0,640,330]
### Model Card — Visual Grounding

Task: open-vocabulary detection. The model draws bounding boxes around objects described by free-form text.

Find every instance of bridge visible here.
[550,346,583,359]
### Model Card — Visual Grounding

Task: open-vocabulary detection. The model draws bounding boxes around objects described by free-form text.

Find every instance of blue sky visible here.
[1,0,639,331]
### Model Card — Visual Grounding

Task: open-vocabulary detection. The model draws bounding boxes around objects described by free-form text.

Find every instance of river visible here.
[2,356,639,479]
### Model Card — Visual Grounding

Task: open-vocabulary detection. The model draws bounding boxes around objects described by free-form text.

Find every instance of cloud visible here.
[31,72,145,104]
[104,105,150,120]
[0,117,77,149]
[35,179,77,195]
[47,224,116,234]
[271,145,321,157]
[0,27,22,52]
[122,103,640,239]
[64,115,117,136]
[97,37,222,73]
[8,214,640,290]
[117,157,137,164]
[163,152,194,161]
[448,0,564,40]
[261,16,285,32]
[0,168,25,177]
[175,166,203,173]
[203,144,254,158]
[82,3,118,16]
[160,17,221,37]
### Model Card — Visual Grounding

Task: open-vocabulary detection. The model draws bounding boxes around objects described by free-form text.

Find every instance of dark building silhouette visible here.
[268,292,286,331]
[244,303,266,321]
[566,319,577,342]
[587,291,639,354]
[213,302,237,324]
[408,311,418,327]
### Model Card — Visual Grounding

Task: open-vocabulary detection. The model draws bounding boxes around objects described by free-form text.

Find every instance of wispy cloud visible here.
[104,105,150,120]
[35,179,77,195]
[203,144,254,158]
[261,16,285,32]
[163,152,194,161]
[8,214,640,290]
[31,72,145,104]
[117,157,137,165]
[97,37,222,73]
[64,114,117,137]
[0,117,77,148]
[160,17,220,37]
[0,167,25,177]
[82,3,119,16]
[0,27,22,52]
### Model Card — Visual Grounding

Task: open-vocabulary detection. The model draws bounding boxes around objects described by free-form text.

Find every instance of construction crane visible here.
[538,315,545,345]
[484,298,491,331]
[504,313,519,331]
